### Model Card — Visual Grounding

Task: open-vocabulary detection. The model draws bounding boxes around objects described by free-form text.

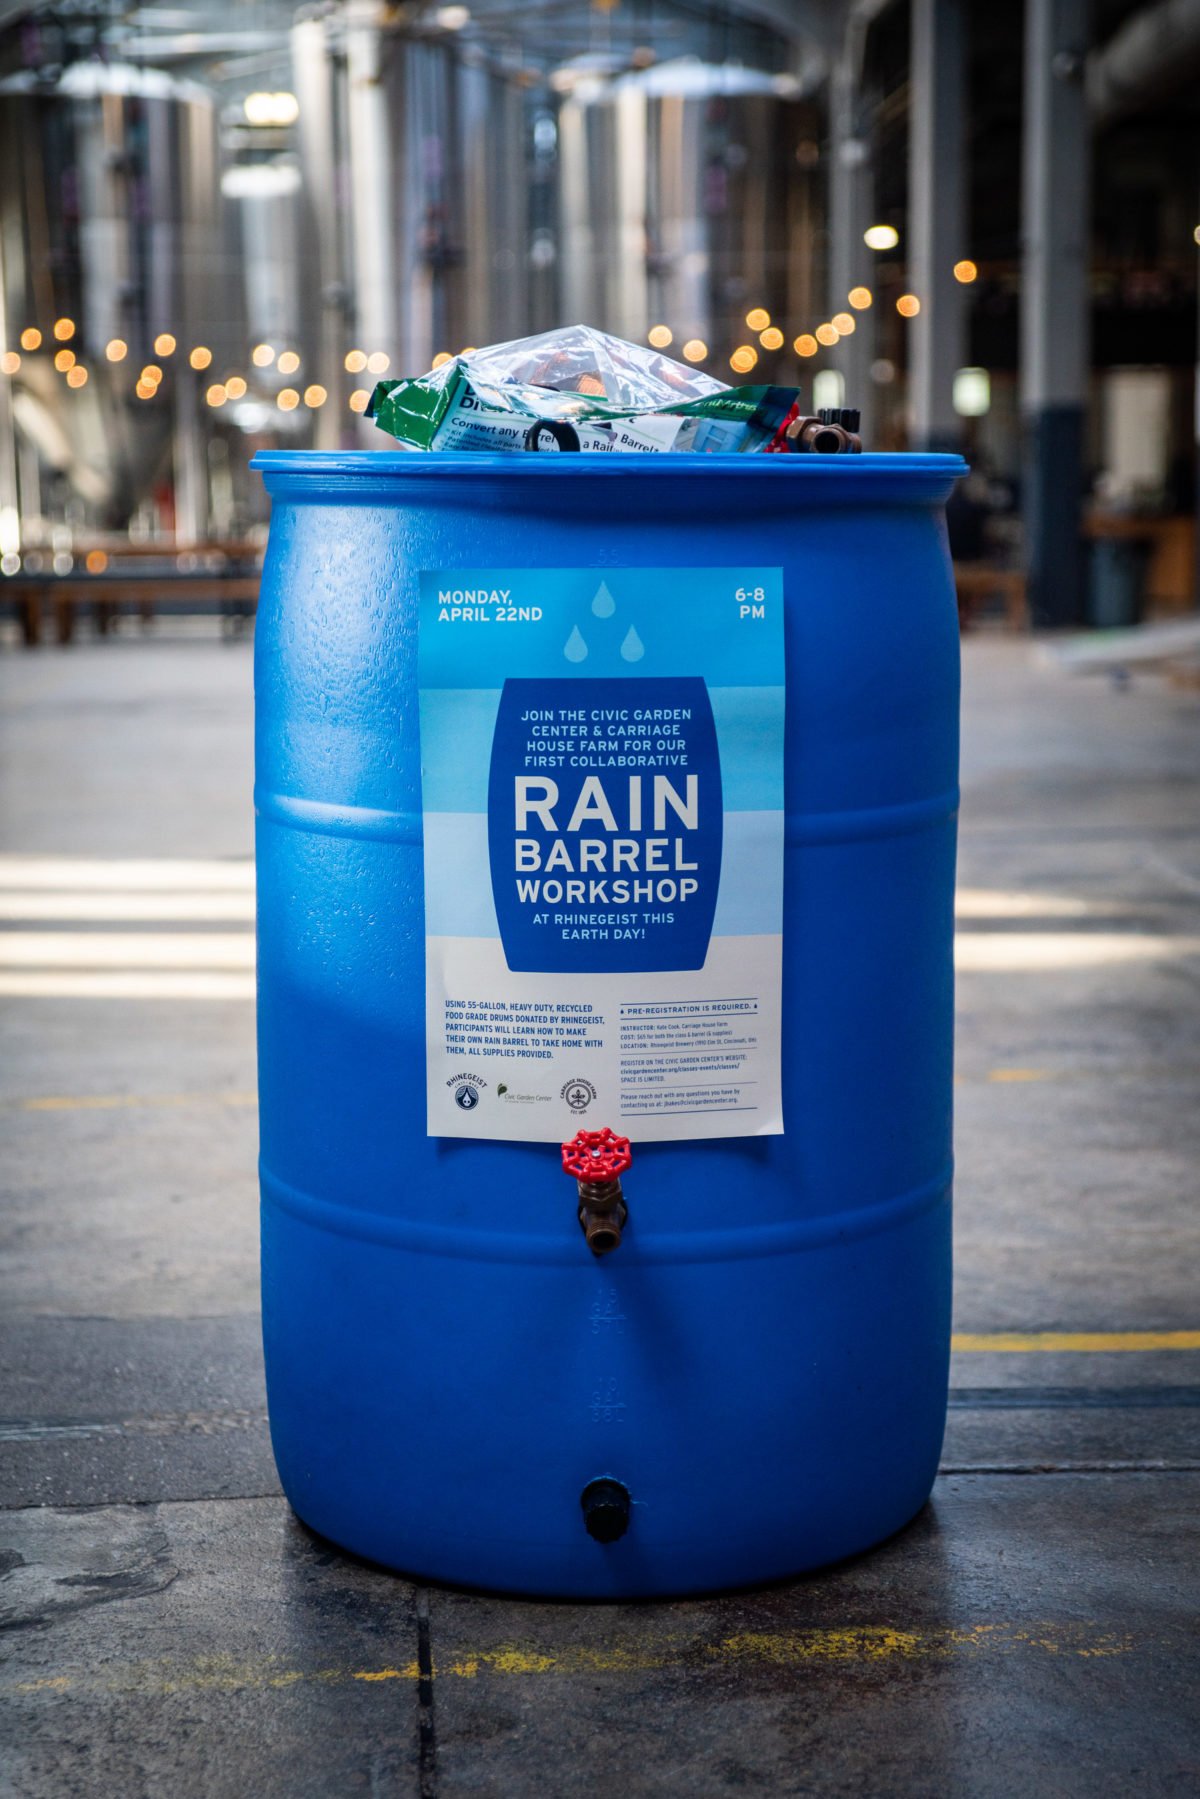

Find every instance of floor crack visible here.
[415,1586,437,1798]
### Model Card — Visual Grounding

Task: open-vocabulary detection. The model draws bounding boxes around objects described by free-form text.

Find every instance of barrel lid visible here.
[252,449,968,506]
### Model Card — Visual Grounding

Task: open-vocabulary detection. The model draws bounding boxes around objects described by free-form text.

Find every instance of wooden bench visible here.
[3,543,262,644]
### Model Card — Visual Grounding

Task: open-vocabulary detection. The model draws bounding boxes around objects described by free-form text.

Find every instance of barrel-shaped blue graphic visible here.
[253,450,965,1598]
[487,675,722,974]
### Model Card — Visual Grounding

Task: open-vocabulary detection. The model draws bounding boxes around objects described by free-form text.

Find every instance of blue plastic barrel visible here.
[252,450,966,1598]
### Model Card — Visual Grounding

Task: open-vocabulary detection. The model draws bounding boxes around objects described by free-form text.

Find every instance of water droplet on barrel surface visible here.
[564,625,588,662]
[591,581,615,618]
[620,626,644,662]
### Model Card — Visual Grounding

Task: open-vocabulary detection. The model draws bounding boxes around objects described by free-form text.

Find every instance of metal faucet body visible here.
[562,1128,633,1256]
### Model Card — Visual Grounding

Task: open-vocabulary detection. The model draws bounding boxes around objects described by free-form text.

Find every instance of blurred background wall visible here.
[0,0,1198,627]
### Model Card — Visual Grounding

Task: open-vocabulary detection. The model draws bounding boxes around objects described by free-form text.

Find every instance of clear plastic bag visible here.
[460,325,727,410]
[368,326,802,455]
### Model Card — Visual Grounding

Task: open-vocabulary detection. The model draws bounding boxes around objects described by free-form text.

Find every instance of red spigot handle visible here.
[562,1128,632,1183]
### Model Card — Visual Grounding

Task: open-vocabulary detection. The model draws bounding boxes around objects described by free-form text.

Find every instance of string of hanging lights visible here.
[0,246,979,407]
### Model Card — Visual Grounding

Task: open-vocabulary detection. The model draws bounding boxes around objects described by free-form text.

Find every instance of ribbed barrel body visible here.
[253,451,964,1597]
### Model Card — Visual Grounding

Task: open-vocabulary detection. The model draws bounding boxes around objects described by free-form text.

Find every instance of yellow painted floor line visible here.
[10,1092,257,1112]
[5,1622,1153,1697]
[952,1332,1200,1352]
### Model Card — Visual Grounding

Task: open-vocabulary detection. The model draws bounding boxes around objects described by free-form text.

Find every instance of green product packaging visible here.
[365,326,800,456]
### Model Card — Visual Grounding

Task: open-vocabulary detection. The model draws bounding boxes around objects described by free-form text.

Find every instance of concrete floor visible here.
[1,625,1198,1797]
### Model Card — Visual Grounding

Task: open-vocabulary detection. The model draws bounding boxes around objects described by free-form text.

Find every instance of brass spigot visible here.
[562,1128,632,1256]
[785,407,863,454]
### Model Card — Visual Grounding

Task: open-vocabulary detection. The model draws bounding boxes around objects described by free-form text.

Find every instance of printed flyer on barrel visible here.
[418,566,785,1142]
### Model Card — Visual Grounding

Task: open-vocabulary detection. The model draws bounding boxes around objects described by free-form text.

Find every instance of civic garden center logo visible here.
[446,1072,487,1110]
[561,1078,597,1114]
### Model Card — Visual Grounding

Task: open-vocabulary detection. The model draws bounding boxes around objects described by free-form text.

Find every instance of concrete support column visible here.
[828,50,877,443]
[612,87,649,347]
[173,367,203,546]
[346,3,397,377]
[1021,0,1091,626]
[292,15,344,451]
[908,0,967,452]
[0,239,20,562]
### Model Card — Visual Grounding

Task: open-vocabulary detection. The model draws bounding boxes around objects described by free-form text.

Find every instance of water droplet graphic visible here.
[619,626,644,662]
[591,581,616,618]
[564,625,588,662]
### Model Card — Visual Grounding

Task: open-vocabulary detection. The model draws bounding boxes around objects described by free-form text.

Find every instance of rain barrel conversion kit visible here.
[252,430,967,1598]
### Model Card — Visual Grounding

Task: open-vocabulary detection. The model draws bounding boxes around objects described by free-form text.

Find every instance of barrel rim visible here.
[252,449,969,484]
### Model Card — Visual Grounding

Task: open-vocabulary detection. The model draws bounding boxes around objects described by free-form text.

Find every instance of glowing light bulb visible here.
[154,333,176,357]
[54,348,76,371]
[953,259,978,283]
[366,351,390,374]
[105,339,127,362]
[648,325,673,348]
[53,317,76,341]
[244,91,299,126]
[253,344,276,368]
[863,224,899,251]
[141,366,163,385]
[815,323,839,346]
[86,550,108,573]
[848,287,872,309]
[206,384,227,406]
[953,367,991,416]
[832,313,855,335]
[20,328,41,351]
[190,346,212,369]
[66,366,87,387]
[1,351,19,374]
[745,308,770,332]
[793,334,818,357]
[349,389,369,413]
[896,293,921,317]
[759,327,784,350]
[430,352,453,370]
[277,388,300,411]
[344,350,367,372]
[681,339,707,363]
[224,376,247,399]
[277,351,300,375]
[729,346,758,374]
[304,385,327,407]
